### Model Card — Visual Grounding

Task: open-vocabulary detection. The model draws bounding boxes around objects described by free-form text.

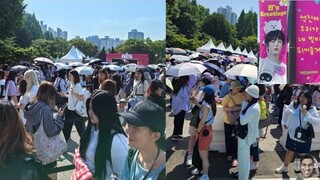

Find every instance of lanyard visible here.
[133,148,160,180]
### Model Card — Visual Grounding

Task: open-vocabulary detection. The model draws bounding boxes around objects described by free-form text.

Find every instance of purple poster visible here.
[259,0,288,84]
[296,1,320,83]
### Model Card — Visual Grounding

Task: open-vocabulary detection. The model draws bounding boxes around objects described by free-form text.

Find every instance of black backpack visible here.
[127,148,166,180]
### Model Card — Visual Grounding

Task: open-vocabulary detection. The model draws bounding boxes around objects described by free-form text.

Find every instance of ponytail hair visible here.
[203,93,217,116]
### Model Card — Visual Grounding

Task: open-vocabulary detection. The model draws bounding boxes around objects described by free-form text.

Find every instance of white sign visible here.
[121,53,133,59]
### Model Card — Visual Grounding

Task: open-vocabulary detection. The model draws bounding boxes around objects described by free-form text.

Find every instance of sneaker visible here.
[231,160,238,167]
[191,168,200,175]
[250,162,258,171]
[186,155,192,166]
[275,165,288,174]
[172,135,183,141]
[198,174,209,180]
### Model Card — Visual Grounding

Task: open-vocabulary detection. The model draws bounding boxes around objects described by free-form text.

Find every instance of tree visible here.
[24,13,43,40]
[50,38,70,58]
[28,39,52,59]
[241,36,259,53]
[44,31,54,40]
[236,10,258,39]
[116,38,165,64]
[201,13,237,45]
[68,38,99,57]
[15,26,32,47]
[0,0,26,39]
[15,13,44,47]
[116,39,150,54]
[168,0,198,39]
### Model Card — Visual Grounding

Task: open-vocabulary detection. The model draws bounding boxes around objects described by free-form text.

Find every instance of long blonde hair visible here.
[24,70,39,93]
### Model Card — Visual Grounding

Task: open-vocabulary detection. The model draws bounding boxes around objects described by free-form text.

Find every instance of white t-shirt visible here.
[0,79,5,97]
[68,83,84,110]
[258,58,287,84]
[26,85,38,102]
[133,80,149,96]
[19,85,38,125]
[85,127,129,180]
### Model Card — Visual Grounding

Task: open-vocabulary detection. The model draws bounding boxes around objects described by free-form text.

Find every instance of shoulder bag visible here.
[294,110,315,142]
[55,78,68,107]
[33,109,68,165]
[234,116,248,139]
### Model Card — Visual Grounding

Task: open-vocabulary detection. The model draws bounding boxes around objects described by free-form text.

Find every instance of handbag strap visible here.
[34,107,44,134]
[299,110,302,128]
[134,81,143,94]
[228,94,237,107]
[202,104,214,125]
[205,114,214,125]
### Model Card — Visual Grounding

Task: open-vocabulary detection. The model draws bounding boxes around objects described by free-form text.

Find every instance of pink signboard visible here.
[295,1,320,83]
[258,0,288,84]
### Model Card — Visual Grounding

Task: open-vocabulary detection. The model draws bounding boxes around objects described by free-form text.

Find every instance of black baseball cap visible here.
[121,100,165,135]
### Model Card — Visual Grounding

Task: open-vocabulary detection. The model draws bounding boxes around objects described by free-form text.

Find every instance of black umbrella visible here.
[19,61,32,66]
[141,67,155,79]
[94,47,106,62]
[10,65,29,72]
[203,62,225,78]
[224,51,233,56]
[88,58,103,65]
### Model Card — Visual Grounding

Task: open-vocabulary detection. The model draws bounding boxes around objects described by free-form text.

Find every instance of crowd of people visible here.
[167,55,320,179]
[0,62,166,180]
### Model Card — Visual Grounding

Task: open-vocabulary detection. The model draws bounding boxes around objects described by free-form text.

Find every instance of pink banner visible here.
[258,0,288,84]
[295,1,320,84]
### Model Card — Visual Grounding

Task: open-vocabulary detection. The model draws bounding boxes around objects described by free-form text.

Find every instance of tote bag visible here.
[33,109,68,165]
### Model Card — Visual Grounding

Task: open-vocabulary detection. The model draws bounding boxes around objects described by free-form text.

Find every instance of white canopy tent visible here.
[216,42,226,51]
[59,45,86,63]
[248,50,258,63]
[226,45,235,53]
[234,47,243,54]
[196,39,216,53]
[242,48,249,56]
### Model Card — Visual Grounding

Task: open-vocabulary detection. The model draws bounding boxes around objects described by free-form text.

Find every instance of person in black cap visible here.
[122,100,166,180]
[147,79,166,110]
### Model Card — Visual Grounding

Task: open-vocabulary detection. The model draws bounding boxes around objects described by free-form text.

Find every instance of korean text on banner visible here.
[295,1,320,84]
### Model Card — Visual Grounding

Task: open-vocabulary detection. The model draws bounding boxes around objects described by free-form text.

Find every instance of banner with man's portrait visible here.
[259,0,288,84]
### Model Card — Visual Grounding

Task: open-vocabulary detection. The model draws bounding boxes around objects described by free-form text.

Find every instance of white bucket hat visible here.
[245,85,259,99]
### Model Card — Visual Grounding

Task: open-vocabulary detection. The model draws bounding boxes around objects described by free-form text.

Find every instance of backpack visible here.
[55,78,68,107]
[127,149,166,180]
